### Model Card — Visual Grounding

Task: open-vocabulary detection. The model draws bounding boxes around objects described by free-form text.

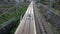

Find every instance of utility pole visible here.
[49,0,53,8]
[15,0,19,11]
[15,0,20,19]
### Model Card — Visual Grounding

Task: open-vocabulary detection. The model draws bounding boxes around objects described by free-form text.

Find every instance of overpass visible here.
[14,1,53,34]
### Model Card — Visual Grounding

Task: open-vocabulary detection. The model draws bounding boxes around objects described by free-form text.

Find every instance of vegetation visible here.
[0,4,27,34]
[10,5,27,34]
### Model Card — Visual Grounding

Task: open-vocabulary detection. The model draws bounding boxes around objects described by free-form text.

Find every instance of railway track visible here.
[33,2,53,34]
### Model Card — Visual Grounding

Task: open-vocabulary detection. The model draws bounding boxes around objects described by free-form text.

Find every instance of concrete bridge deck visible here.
[15,1,36,34]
